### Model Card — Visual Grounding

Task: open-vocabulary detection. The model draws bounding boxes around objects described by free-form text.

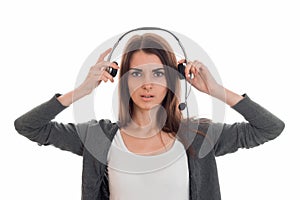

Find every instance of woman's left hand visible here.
[178,60,244,106]
[179,60,223,97]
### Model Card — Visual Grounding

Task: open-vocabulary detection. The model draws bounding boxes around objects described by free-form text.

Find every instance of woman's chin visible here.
[135,103,161,112]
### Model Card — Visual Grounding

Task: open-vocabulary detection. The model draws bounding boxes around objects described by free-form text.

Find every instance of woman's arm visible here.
[212,94,285,156]
[14,94,84,155]
[14,49,118,154]
[184,60,285,156]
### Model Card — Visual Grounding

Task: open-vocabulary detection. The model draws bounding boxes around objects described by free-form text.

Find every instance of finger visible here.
[186,66,196,84]
[94,61,111,71]
[185,61,192,79]
[195,62,211,81]
[177,59,186,64]
[105,72,114,82]
[110,61,119,69]
[99,75,108,83]
[93,62,117,81]
[191,61,205,76]
[98,71,114,83]
[195,61,205,71]
[191,65,205,83]
[97,48,112,63]
[190,66,198,78]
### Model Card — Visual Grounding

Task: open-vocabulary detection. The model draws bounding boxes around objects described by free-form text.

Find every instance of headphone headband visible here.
[107,27,188,62]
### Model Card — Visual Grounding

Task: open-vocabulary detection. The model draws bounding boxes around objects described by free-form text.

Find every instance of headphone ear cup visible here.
[110,68,118,77]
[177,63,186,80]
[107,61,118,77]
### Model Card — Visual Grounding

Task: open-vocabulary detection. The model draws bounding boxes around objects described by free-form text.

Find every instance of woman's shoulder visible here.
[177,117,213,143]
[77,119,118,126]
[76,119,119,140]
[181,117,212,131]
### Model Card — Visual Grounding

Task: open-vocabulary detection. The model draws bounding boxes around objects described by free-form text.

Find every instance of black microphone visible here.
[178,103,186,111]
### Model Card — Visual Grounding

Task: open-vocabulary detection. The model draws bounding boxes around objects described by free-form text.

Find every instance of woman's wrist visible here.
[210,85,244,107]
[57,91,74,107]
[57,87,88,107]
[224,88,244,107]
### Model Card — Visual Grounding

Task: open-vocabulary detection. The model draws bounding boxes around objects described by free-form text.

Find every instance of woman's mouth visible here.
[141,95,154,101]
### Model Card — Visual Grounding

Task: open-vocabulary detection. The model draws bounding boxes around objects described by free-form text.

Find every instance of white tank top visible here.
[107,130,189,200]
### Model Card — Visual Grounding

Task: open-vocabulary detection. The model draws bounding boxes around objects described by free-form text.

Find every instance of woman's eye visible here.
[153,71,165,77]
[131,71,142,77]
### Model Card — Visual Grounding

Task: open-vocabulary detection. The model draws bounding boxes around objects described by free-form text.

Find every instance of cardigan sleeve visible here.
[14,94,85,156]
[213,94,285,156]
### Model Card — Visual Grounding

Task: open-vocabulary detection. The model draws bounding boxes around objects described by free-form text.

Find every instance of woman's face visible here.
[128,51,168,112]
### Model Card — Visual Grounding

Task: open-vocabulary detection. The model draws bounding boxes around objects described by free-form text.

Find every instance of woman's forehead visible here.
[129,51,162,67]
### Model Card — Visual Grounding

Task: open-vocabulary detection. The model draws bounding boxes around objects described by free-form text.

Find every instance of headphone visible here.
[105,27,191,111]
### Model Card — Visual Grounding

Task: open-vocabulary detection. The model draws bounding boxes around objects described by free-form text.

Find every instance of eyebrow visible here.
[129,68,165,72]
[129,68,143,72]
[152,68,165,72]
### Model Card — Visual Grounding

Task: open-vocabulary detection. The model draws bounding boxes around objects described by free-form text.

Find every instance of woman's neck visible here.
[124,106,166,138]
[131,111,153,127]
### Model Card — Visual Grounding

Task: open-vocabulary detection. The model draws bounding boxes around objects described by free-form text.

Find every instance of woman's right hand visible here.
[78,48,119,96]
[57,48,119,106]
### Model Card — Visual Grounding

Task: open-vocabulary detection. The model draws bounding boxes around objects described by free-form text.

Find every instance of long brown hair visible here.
[118,33,182,134]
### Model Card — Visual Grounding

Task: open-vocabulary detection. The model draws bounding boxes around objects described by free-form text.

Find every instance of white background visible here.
[1,0,299,199]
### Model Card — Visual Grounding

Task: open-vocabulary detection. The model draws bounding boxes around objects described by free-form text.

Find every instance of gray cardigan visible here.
[14,94,285,200]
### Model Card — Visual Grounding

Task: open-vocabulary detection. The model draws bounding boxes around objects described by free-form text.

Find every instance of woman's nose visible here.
[141,74,153,89]
[142,81,153,90]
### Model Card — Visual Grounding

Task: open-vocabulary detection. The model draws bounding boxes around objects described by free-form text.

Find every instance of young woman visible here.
[14,33,285,200]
